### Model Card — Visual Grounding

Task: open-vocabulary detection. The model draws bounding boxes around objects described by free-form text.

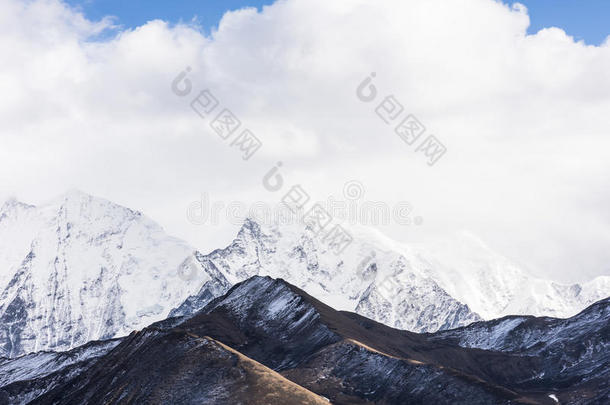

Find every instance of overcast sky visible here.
[0,0,609,283]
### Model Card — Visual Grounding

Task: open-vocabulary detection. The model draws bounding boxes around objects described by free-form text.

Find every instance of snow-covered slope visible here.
[196,218,609,333]
[0,191,229,358]
[1,190,606,358]
[199,219,480,332]
[413,231,610,320]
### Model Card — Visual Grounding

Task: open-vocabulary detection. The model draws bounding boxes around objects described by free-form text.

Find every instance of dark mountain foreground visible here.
[0,276,608,405]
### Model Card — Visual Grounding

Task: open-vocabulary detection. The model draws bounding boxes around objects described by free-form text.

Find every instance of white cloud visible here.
[0,0,609,282]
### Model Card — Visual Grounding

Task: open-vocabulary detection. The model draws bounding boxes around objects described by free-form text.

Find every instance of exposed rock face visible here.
[430,297,610,404]
[26,329,328,405]
[0,338,120,405]
[3,276,605,405]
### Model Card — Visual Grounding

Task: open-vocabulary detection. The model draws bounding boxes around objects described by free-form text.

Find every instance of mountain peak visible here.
[237,216,264,238]
[57,188,105,206]
[205,275,294,315]
[61,188,91,199]
[51,189,125,211]
[0,196,35,213]
[0,190,101,216]
[0,190,229,358]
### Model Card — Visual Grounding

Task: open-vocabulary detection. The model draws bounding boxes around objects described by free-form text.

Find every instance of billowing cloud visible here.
[0,0,609,282]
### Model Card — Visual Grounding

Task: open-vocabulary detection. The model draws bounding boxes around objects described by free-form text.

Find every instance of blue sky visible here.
[66,0,609,44]
[65,0,274,34]
[519,0,609,45]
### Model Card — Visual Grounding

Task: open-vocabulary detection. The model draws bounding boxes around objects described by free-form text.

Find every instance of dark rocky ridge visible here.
[0,276,607,404]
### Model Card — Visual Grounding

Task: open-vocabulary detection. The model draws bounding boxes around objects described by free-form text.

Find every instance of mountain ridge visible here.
[1,274,607,404]
[1,190,607,361]
[190,215,609,332]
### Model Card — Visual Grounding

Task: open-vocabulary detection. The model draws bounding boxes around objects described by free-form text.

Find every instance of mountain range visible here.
[0,275,607,404]
[0,191,608,359]
[202,218,609,331]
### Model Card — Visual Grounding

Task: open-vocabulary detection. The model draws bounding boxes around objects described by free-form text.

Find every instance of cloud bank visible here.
[0,0,609,282]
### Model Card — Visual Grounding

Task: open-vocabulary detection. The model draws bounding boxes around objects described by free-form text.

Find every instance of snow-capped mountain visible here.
[1,190,607,359]
[0,191,229,358]
[415,231,610,320]
[196,219,480,332]
[193,218,609,333]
